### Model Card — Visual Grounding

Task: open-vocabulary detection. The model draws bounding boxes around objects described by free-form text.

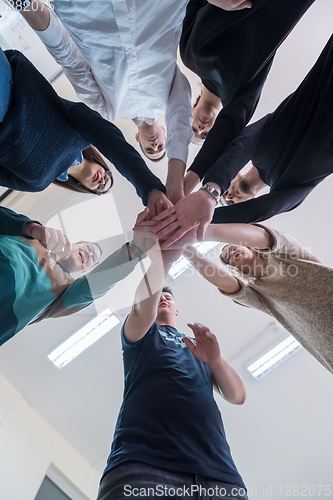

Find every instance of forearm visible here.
[184,171,200,196]
[190,104,267,191]
[183,244,240,293]
[209,358,246,404]
[205,223,272,249]
[131,261,166,323]
[83,243,139,299]
[166,158,186,203]
[125,252,174,341]
[57,243,140,312]
[29,7,107,113]
[165,66,194,165]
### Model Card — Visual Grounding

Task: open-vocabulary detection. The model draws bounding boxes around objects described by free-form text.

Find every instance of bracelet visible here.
[199,184,221,205]
[127,241,148,260]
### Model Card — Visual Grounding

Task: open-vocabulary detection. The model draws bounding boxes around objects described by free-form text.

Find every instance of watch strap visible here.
[200,184,221,205]
[128,241,148,260]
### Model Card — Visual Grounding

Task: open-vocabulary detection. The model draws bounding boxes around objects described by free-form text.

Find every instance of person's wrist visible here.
[147,188,163,205]
[128,241,148,260]
[198,187,220,206]
[199,183,222,205]
[22,221,39,238]
[207,356,224,371]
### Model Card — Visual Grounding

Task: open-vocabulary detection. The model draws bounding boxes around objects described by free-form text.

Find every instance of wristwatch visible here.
[128,241,148,260]
[199,184,221,205]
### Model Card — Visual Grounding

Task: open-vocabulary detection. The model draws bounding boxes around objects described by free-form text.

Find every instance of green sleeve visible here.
[0,206,42,238]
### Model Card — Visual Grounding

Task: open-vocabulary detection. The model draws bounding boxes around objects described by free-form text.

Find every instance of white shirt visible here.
[40,1,194,163]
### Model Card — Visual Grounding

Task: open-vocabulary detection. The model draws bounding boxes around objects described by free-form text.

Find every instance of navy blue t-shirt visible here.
[103,321,246,489]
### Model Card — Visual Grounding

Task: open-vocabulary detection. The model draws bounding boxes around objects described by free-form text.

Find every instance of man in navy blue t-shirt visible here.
[97,242,248,500]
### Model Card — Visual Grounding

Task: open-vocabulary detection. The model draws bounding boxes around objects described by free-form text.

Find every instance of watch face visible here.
[202,185,220,203]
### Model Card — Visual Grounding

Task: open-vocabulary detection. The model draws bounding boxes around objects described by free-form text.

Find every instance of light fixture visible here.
[247,336,302,380]
[169,242,219,279]
[48,308,119,369]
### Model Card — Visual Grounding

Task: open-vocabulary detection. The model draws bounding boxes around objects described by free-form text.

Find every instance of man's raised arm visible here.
[124,220,181,343]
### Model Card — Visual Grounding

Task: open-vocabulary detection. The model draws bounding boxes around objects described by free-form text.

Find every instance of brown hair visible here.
[52,146,113,194]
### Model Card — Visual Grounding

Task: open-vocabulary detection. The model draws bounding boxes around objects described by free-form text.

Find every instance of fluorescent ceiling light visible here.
[247,336,302,380]
[169,241,219,279]
[48,308,119,369]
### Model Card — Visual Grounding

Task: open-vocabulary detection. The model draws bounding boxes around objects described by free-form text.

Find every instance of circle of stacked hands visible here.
[0,0,331,498]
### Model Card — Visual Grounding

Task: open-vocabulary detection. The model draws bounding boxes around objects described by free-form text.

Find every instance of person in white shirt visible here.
[17,0,194,204]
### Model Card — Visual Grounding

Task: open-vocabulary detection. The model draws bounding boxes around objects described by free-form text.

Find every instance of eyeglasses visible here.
[83,243,99,266]
[96,170,112,194]
[221,245,237,265]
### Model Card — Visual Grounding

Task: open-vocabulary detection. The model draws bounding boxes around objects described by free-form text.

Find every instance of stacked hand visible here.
[132,208,183,265]
[132,208,159,256]
[146,189,173,218]
[135,190,216,248]
[23,222,72,260]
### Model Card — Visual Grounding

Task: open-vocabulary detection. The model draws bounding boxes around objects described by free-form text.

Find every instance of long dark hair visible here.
[52,146,113,194]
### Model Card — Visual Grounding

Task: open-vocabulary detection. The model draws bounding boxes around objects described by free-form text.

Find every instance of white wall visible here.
[0,373,100,500]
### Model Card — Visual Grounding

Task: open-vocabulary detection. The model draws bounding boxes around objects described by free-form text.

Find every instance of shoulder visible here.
[122,319,158,349]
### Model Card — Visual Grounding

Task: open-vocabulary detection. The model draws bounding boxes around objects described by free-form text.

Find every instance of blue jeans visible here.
[96,462,248,500]
[0,48,12,122]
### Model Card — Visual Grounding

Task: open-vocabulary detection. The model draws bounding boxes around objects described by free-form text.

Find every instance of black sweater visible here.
[181,0,315,181]
[0,50,165,205]
[205,34,333,223]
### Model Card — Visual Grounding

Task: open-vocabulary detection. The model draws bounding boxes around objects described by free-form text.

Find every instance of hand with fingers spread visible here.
[184,322,246,404]
[183,323,221,368]
[23,222,72,260]
[151,189,217,247]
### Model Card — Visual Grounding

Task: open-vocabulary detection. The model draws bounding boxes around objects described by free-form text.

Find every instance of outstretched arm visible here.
[165,158,186,204]
[211,185,316,225]
[165,67,194,204]
[36,209,158,321]
[21,2,109,117]
[205,223,273,249]
[183,244,240,294]
[124,245,182,343]
[184,323,246,404]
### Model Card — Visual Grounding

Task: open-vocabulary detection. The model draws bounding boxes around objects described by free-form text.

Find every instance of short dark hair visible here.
[193,93,202,108]
[138,140,166,162]
[162,286,174,298]
[52,145,113,194]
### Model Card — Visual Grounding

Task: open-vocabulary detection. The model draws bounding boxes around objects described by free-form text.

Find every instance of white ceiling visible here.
[1,0,333,495]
